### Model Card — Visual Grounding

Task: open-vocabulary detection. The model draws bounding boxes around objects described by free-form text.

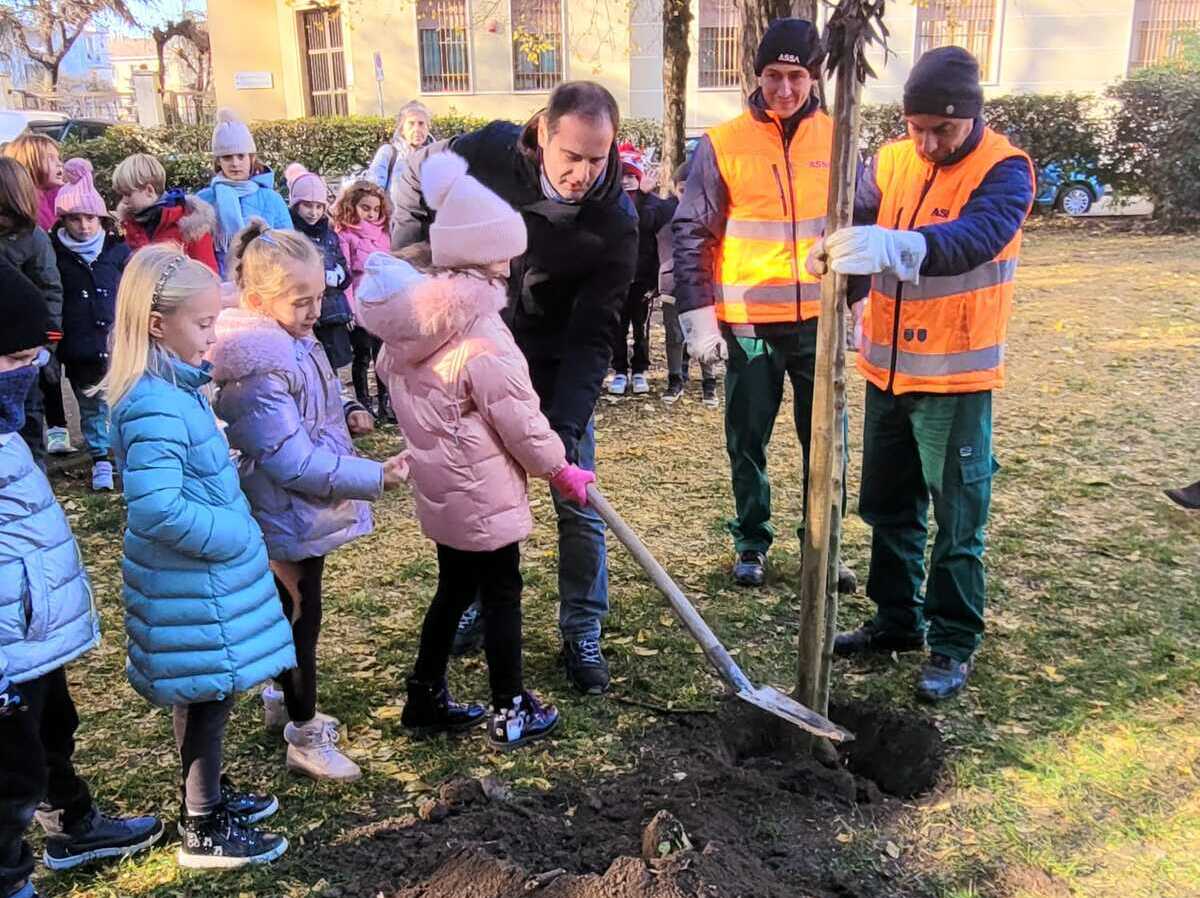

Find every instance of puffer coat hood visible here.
[210,307,382,561]
[111,354,296,706]
[0,433,100,685]
[357,256,566,552]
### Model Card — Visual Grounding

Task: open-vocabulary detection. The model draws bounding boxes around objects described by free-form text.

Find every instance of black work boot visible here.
[916,653,974,702]
[401,677,486,737]
[833,619,925,657]
[561,637,611,695]
[1166,479,1200,509]
[177,805,287,869]
[38,804,164,871]
[732,550,766,587]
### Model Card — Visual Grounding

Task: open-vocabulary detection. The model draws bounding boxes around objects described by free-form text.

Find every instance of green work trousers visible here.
[859,383,996,662]
[723,320,846,554]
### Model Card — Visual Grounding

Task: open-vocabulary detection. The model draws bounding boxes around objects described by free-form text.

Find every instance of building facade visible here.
[207,0,1200,127]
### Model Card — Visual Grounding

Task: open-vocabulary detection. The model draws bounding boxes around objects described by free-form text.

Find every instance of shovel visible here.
[586,485,851,742]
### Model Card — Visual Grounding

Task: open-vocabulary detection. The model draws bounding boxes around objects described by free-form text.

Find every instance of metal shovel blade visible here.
[737,686,854,743]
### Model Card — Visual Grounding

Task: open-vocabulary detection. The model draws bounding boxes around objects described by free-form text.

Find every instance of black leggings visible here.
[350,328,386,408]
[413,543,524,708]
[272,556,325,723]
[172,698,232,816]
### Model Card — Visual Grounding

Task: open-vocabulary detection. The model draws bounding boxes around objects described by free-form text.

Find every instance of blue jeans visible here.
[552,419,609,641]
[65,360,109,460]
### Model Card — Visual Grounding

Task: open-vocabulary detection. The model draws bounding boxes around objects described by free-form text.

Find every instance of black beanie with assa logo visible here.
[754,18,822,76]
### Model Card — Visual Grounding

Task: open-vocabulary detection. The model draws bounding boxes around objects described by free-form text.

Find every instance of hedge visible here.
[61,84,1199,223]
[65,112,665,204]
[1106,65,1200,226]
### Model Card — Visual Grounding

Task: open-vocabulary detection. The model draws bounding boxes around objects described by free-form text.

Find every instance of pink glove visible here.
[550,464,595,506]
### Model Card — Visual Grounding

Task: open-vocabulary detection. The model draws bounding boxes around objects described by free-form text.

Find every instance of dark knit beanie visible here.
[754,18,822,76]
[904,46,983,119]
[0,261,50,356]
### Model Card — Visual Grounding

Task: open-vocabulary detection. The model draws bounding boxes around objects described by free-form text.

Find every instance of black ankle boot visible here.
[401,677,486,737]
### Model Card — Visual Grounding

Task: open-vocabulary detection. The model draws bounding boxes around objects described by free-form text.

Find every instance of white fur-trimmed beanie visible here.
[212,107,256,157]
[422,152,526,268]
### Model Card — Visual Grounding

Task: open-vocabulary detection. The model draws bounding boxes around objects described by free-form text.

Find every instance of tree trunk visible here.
[795,40,863,723]
[662,0,691,176]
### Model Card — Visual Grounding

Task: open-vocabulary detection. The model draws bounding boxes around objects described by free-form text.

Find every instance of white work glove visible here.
[822,225,928,284]
[326,264,345,287]
[679,305,728,365]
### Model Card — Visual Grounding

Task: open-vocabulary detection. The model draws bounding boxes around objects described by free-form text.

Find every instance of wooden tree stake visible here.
[796,0,880,721]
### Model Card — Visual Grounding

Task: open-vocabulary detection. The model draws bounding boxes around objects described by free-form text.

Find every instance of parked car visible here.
[1035,163,1106,216]
[0,110,112,146]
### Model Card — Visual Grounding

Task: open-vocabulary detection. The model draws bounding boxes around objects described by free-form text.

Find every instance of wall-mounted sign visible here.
[234,71,274,90]
[374,51,384,83]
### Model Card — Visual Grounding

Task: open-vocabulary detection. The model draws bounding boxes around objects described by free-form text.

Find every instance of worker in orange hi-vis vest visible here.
[672,18,857,595]
[809,46,1035,702]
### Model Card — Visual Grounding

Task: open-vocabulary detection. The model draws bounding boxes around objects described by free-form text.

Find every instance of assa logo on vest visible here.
[931,207,951,219]
[810,160,829,169]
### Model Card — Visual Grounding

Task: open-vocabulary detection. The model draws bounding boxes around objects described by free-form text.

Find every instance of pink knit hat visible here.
[422,152,526,268]
[284,162,329,207]
[54,158,108,218]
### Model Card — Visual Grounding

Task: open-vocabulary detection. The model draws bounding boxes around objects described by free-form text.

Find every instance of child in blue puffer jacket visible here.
[105,245,296,870]
[195,109,291,277]
[0,264,162,898]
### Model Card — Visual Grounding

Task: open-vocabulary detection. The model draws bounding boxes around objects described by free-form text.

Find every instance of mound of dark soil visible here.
[312,699,944,898]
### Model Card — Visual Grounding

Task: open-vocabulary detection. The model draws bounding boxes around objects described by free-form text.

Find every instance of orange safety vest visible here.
[859,128,1033,395]
[707,108,832,325]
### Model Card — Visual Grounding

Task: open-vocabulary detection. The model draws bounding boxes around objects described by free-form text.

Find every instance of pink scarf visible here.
[36,185,61,231]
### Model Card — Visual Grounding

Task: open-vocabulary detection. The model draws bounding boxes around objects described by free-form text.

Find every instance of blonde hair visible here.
[0,158,38,231]
[2,133,59,188]
[231,218,321,305]
[331,179,392,230]
[393,241,432,270]
[101,244,218,408]
[113,153,167,196]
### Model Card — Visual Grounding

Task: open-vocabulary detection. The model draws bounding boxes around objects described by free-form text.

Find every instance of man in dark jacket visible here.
[390,81,638,695]
[673,18,856,593]
[812,47,1035,702]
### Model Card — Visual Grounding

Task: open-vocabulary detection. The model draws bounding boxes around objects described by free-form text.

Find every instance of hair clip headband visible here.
[256,231,277,247]
[151,255,187,310]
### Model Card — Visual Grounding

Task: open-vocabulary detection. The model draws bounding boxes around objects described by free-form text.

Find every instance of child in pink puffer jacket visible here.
[357,151,594,752]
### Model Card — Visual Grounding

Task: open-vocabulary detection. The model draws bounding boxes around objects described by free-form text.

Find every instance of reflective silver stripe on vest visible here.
[716,282,822,303]
[871,257,1019,302]
[861,339,1005,377]
[725,216,825,241]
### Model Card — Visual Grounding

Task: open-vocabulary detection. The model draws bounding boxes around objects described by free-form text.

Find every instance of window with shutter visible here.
[300,7,349,116]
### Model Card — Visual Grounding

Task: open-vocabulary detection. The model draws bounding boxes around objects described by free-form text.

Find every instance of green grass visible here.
[34,227,1200,897]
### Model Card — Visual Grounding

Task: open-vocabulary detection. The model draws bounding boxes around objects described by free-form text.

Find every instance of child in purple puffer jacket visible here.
[208,220,407,784]
[356,151,595,751]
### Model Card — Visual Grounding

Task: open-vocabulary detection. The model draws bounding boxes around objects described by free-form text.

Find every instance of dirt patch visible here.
[313,699,944,898]
[831,701,945,798]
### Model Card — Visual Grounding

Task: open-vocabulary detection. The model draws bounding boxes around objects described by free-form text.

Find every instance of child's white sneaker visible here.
[261,684,288,731]
[45,427,74,455]
[284,713,361,782]
[632,373,650,395]
[91,461,114,491]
